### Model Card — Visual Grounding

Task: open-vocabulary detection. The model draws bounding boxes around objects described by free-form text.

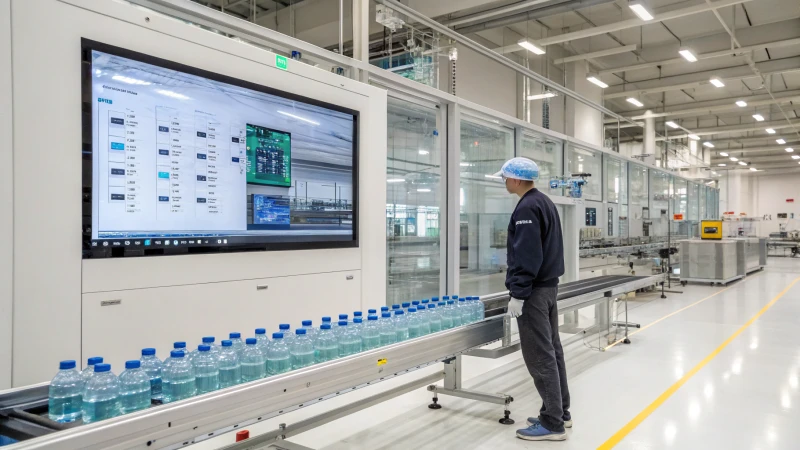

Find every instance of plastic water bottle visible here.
[162,351,195,403]
[448,300,462,327]
[336,321,352,356]
[412,300,420,311]
[368,309,377,316]
[438,302,453,329]
[81,356,103,383]
[201,337,219,356]
[267,333,291,376]
[290,329,315,370]
[379,312,397,346]
[193,345,220,394]
[240,338,266,382]
[346,322,363,355]
[474,296,485,320]
[335,320,349,342]
[82,364,120,423]
[459,298,472,324]
[322,316,332,326]
[391,304,400,312]
[407,308,422,338]
[48,360,83,423]
[255,328,269,363]
[417,305,431,336]
[431,296,440,304]
[278,324,294,346]
[118,360,151,415]
[362,315,381,350]
[380,306,390,316]
[301,320,318,341]
[352,317,364,334]
[353,311,363,321]
[427,304,442,333]
[393,310,409,341]
[229,332,245,356]
[218,340,241,388]
[139,349,163,402]
[401,302,411,312]
[338,314,349,326]
[314,324,339,363]
[421,299,430,307]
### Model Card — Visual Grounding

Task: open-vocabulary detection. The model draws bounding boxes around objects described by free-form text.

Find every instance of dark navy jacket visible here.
[505,188,565,299]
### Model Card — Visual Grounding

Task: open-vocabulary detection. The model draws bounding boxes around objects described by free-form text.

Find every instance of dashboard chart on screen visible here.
[83,40,358,258]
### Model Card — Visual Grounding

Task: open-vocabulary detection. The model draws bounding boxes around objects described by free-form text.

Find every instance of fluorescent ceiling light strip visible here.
[629,3,654,21]
[277,111,320,126]
[709,77,725,88]
[587,76,609,89]
[736,100,748,107]
[787,148,794,153]
[485,174,502,179]
[528,92,557,100]
[679,48,698,62]
[703,142,714,148]
[626,97,644,107]
[777,139,786,144]
[753,114,765,122]
[665,121,679,129]
[518,39,546,55]
[387,178,405,183]
[730,157,738,161]
[688,134,700,140]
[766,128,776,134]
[738,161,747,166]
[719,152,729,157]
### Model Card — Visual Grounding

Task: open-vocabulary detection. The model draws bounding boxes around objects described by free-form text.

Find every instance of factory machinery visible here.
[0,275,665,450]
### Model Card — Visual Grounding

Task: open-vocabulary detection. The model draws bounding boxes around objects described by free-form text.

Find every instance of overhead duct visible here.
[626,91,800,120]
[656,119,800,140]
[451,0,615,35]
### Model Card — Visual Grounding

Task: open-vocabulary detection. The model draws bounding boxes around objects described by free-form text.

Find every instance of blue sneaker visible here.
[516,422,567,441]
[527,416,573,428]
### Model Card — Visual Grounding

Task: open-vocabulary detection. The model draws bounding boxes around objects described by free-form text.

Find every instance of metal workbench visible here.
[0,273,666,450]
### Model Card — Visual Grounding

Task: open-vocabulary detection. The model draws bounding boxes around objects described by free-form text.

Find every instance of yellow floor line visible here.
[604,273,762,351]
[597,276,800,450]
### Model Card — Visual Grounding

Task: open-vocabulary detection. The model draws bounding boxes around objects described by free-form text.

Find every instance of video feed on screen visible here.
[83,40,358,258]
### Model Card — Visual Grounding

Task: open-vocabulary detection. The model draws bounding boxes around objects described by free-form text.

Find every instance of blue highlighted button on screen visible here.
[111,142,125,150]
[158,172,170,179]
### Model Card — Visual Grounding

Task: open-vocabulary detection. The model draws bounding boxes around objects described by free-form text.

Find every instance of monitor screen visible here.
[82,40,358,258]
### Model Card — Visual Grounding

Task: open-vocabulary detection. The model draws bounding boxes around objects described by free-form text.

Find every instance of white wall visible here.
[453,45,518,118]
[0,0,12,390]
[752,173,800,235]
[9,0,386,386]
[565,61,603,147]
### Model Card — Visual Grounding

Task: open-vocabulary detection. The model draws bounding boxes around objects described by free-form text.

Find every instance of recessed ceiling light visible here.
[418,150,429,155]
[766,128,776,134]
[387,178,405,183]
[666,121,679,129]
[484,174,502,179]
[688,134,700,140]
[417,188,432,192]
[753,114,765,122]
[709,77,725,88]
[703,142,714,148]
[777,139,787,144]
[750,167,757,172]
[528,92,557,100]
[586,76,609,88]
[792,155,800,160]
[627,97,644,107]
[739,161,747,166]
[518,39,546,55]
[786,148,794,153]
[719,152,729,157]
[679,47,698,62]
[718,163,726,166]
[736,100,748,107]
[629,2,654,21]
[730,157,738,161]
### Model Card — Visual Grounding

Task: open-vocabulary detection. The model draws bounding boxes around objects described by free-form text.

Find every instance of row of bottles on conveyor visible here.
[48,296,485,424]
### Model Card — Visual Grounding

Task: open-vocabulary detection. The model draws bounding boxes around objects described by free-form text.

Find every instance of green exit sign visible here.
[276,55,288,71]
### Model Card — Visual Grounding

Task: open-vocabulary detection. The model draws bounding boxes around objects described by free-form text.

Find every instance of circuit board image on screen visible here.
[246,125,291,187]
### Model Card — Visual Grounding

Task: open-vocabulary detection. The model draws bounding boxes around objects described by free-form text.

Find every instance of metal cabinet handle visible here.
[256,285,268,291]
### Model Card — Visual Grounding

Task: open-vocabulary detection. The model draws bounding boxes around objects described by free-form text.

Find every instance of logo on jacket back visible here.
[516,220,532,225]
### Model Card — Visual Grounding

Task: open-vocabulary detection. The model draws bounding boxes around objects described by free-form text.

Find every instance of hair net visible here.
[493,157,539,181]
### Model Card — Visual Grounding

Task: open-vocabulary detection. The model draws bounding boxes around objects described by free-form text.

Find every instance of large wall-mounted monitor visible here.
[82,39,358,258]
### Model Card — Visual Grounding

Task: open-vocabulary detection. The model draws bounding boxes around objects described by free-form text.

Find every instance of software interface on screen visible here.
[86,44,357,257]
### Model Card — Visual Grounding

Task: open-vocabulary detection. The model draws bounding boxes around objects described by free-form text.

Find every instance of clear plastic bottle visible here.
[427,304,442,333]
[351,317,364,335]
[448,300,462,327]
[228,332,245,356]
[201,336,219,356]
[362,315,381,351]
[290,329,315,370]
[336,321,352,356]
[314,324,339,363]
[421,299,430,308]
[255,328,269,364]
[393,310,409,342]
[391,304,401,312]
[240,338,266,382]
[267,333,292,376]
[278,324,294,347]
[417,305,431,336]
[321,316,332,327]
[338,314,349,325]
[379,312,397,346]
[193,345,220,394]
[474,296,485,321]
[81,356,103,383]
[353,311,363,322]
[380,306,390,317]
[162,351,195,403]
[437,302,452,329]
[458,298,472,324]
[411,300,421,311]
[407,308,422,338]
[300,320,318,341]
[218,340,242,388]
[118,360,151,415]
[139,348,163,402]
[401,302,411,312]
[347,322,363,355]
[82,363,120,423]
[48,360,83,423]
[335,320,349,342]
[367,308,377,316]
[431,296,440,304]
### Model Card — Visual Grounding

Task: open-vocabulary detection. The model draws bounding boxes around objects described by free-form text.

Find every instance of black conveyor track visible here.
[556,275,649,301]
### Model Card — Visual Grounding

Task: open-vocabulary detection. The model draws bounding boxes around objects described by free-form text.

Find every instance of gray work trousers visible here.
[516,286,571,432]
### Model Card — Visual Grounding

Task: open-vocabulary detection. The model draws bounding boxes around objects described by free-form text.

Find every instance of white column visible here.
[644,111,656,165]
[564,60,603,147]
[0,0,12,390]
[351,0,369,82]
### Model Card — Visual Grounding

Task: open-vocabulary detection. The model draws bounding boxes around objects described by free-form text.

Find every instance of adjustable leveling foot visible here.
[428,395,442,410]
[499,408,514,425]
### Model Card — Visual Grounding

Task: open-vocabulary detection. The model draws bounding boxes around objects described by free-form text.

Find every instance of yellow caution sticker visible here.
[377,358,388,367]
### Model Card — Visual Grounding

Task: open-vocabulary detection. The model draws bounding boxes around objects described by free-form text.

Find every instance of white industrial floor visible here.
[197,258,800,449]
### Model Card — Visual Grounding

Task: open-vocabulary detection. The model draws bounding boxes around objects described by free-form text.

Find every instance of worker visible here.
[495,157,570,441]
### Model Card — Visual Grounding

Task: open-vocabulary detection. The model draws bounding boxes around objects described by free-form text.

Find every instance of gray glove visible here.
[508,297,524,318]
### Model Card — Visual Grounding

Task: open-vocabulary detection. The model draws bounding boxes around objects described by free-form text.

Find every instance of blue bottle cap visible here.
[94,363,111,373]
[382,312,391,318]
[321,324,332,330]
[229,332,241,339]
[170,350,185,358]
[221,340,232,347]
[339,314,348,320]
[447,300,454,305]
[453,295,459,299]
[255,328,266,335]
[438,302,446,306]
[368,309,377,314]
[87,356,103,365]
[338,320,348,326]
[279,324,290,330]
[142,348,156,356]
[125,360,141,369]
[174,341,186,349]
[272,332,284,339]
[412,300,420,305]
[432,297,439,301]
[59,360,76,370]
[409,308,417,313]
[354,317,363,324]
[302,320,312,326]
[322,316,332,322]
[199,345,211,352]
[429,304,436,309]
[422,299,429,304]
[392,304,400,309]
[402,302,410,308]
[354,311,363,317]
[367,315,378,321]
[202,336,215,343]
[459,298,466,302]
[443,296,450,300]
[296,328,307,335]
[245,338,257,345]
[381,306,389,311]
[395,310,404,316]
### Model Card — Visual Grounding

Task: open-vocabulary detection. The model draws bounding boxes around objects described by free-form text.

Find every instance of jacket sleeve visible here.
[506,206,544,299]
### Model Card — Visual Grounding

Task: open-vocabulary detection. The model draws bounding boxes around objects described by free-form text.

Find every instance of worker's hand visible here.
[508,298,524,318]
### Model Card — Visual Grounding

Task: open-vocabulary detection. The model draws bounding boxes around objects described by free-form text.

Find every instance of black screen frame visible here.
[82,38,359,259]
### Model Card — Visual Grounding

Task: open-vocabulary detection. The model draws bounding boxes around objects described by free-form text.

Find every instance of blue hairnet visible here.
[494,157,539,181]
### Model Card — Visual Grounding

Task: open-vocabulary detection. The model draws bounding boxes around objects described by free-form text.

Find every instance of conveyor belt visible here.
[556,275,650,300]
